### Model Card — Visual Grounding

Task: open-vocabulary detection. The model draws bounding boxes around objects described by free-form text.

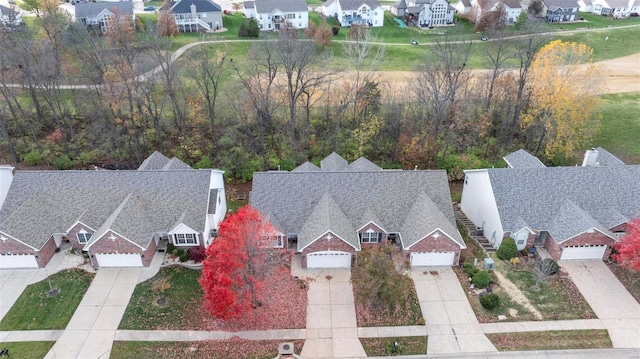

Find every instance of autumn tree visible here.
[157,7,179,37]
[18,0,43,17]
[475,3,506,32]
[522,40,605,160]
[613,218,640,271]
[528,0,545,17]
[199,206,278,320]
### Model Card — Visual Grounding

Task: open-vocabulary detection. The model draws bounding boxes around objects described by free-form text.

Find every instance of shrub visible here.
[497,237,518,260]
[510,257,521,266]
[54,155,75,170]
[179,251,189,262]
[331,25,340,35]
[480,293,500,310]
[472,270,490,288]
[171,249,179,256]
[463,262,479,277]
[188,247,206,263]
[23,150,44,166]
[167,242,175,253]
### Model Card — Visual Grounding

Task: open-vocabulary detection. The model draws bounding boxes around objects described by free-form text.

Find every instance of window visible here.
[273,235,284,248]
[77,231,92,244]
[174,233,198,245]
[360,232,381,243]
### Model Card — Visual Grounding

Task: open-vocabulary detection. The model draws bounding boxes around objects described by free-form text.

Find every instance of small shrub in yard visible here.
[473,270,490,288]
[497,237,518,260]
[480,293,500,310]
[463,262,479,277]
[179,251,189,262]
[188,247,206,263]
[167,243,175,253]
[510,257,521,266]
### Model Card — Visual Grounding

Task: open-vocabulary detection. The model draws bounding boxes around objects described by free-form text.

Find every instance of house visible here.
[503,149,546,168]
[249,153,465,268]
[75,2,135,31]
[542,0,579,22]
[453,0,472,15]
[404,0,456,27]
[577,0,593,12]
[591,0,637,17]
[244,0,308,31]
[390,0,408,16]
[459,148,639,261]
[161,0,223,32]
[0,152,226,269]
[0,4,22,27]
[467,0,523,23]
[322,0,384,27]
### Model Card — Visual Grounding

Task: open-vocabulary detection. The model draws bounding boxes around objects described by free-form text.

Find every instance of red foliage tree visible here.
[613,217,640,271]
[199,206,278,320]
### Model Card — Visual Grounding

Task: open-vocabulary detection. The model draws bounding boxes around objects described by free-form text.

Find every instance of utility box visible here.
[484,258,495,271]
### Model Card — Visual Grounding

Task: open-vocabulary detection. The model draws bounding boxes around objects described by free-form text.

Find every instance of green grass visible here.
[0,269,94,330]
[487,330,612,351]
[590,92,640,162]
[0,342,55,359]
[119,266,203,330]
[360,337,428,356]
[111,340,304,359]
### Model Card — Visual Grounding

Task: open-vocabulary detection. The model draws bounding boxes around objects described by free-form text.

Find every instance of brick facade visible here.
[357,222,388,244]
[610,222,627,234]
[87,230,151,267]
[301,232,357,268]
[0,235,57,268]
[402,230,462,265]
[544,230,616,260]
[67,222,95,251]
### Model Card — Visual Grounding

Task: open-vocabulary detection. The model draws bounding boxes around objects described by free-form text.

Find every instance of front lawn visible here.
[360,336,428,356]
[110,339,304,359]
[593,92,640,163]
[0,269,94,330]
[607,263,640,304]
[487,330,612,351]
[0,342,55,359]
[119,263,307,331]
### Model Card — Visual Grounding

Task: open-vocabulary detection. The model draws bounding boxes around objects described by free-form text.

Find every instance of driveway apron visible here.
[561,260,640,349]
[300,268,366,359]
[410,267,497,355]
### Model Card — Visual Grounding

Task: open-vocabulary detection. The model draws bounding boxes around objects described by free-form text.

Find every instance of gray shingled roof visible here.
[338,0,381,10]
[250,159,464,251]
[348,157,382,171]
[298,193,359,250]
[542,0,579,10]
[601,0,632,7]
[163,157,192,170]
[0,170,211,249]
[0,4,19,16]
[168,0,222,14]
[592,147,625,166]
[293,161,321,172]
[487,165,640,243]
[253,0,308,13]
[503,149,546,168]
[320,152,349,171]
[393,0,408,9]
[138,151,170,170]
[75,1,133,18]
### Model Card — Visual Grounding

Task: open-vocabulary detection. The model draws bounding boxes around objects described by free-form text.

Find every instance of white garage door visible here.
[410,251,455,267]
[560,245,607,260]
[307,251,352,268]
[95,253,143,267]
[0,254,39,269]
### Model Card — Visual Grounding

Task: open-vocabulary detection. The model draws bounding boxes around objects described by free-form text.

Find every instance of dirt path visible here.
[368,52,640,95]
[493,270,544,320]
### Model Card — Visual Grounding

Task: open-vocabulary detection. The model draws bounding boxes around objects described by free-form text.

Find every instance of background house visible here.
[468,0,522,23]
[0,4,22,26]
[542,0,579,21]
[404,0,455,27]
[459,148,638,261]
[0,152,226,269]
[250,153,465,268]
[591,0,637,17]
[161,0,223,32]
[244,0,308,31]
[75,2,135,31]
[322,0,384,27]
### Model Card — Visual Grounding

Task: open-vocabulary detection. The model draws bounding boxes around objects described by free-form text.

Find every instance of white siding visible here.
[460,170,504,248]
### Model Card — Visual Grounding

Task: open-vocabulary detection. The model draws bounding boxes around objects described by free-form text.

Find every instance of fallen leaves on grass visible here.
[487,330,612,351]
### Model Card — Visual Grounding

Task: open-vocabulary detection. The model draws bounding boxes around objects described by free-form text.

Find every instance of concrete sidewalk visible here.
[480,319,606,333]
[561,260,640,349]
[411,267,497,355]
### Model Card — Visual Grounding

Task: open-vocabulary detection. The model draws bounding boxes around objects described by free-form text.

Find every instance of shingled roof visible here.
[253,0,308,13]
[0,170,212,250]
[250,154,464,251]
[138,151,193,171]
[165,0,222,14]
[503,149,546,168]
[338,0,381,10]
[487,165,640,243]
[75,1,133,18]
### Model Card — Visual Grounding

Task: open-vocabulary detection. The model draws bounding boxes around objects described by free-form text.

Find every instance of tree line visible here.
[0,5,604,179]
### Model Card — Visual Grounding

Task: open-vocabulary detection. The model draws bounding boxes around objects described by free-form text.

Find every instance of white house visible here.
[591,0,637,16]
[75,2,135,31]
[244,0,308,31]
[405,0,455,28]
[577,0,593,12]
[322,0,384,27]
[453,0,472,15]
[161,0,223,32]
[467,0,522,24]
[0,4,22,26]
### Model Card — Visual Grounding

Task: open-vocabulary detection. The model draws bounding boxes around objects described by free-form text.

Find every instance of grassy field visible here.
[0,269,94,330]
[591,92,640,162]
[0,342,55,359]
[111,340,304,359]
[360,337,428,356]
[487,330,612,351]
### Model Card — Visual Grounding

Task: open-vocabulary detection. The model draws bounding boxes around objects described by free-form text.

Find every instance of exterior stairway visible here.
[454,208,496,255]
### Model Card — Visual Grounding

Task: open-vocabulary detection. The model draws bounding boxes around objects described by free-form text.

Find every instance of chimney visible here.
[581,148,599,167]
[190,3,197,20]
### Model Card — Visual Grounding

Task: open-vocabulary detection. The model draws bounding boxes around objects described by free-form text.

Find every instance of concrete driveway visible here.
[561,260,640,349]
[410,267,497,355]
[300,268,366,359]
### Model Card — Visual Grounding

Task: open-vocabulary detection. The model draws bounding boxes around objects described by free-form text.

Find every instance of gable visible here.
[0,231,37,251]
[169,222,199,234]
[84,229,145,251]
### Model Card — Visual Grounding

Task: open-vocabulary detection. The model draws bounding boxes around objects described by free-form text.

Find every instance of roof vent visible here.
[278,342,294,355]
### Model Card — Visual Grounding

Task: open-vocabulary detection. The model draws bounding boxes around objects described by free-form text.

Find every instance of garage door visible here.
[0,254,39,269]
[307,251,352,268]
[410,251,455,267]
[560,245,607,260]
[95,253,143,267]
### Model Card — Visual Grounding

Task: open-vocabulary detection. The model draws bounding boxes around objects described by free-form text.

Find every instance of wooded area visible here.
[0,5,605,179]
